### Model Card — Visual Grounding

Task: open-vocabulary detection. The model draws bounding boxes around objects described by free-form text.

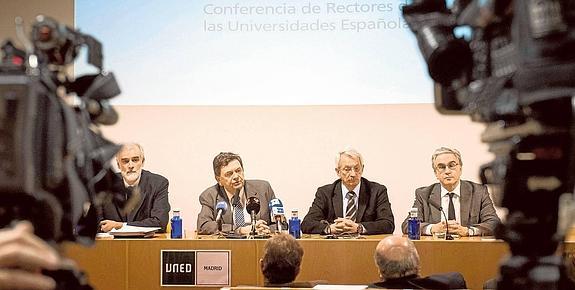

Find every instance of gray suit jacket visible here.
[401,180,500,236]
[197,180,276,234]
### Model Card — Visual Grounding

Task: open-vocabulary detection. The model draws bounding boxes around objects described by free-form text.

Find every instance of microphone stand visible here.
[216,217,223,233]
[439,207,454,240]
[249,210,257,237]
[428,198,454,240]
[276,218,282,232]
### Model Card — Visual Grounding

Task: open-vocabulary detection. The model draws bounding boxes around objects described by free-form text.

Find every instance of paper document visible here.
[313,285,367,290]
[109,225,161,237]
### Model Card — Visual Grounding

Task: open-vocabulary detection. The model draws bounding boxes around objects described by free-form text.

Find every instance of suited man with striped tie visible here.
[301,149,395,235]
[197,152,275,235]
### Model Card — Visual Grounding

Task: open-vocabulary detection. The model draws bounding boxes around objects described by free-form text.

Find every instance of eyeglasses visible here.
[435,162,459,172]
[340,166,362,174]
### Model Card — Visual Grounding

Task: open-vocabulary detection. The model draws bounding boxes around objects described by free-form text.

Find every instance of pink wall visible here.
[102,104,495,234]
[0,0,500,234]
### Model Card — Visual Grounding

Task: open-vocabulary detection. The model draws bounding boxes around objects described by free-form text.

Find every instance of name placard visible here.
[161,250,230,287]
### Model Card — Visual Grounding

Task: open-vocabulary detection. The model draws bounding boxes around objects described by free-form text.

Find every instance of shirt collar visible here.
[441,180,461,197]
[123,175,140,188]
[225,186,245,205]
[341,181,361,197]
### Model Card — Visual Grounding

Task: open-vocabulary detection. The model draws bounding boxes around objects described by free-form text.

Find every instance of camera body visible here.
[403,1,575,289]
[0,15,122,245]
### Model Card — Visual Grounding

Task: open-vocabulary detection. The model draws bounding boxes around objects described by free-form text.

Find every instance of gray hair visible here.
[431,147,462,171]
[116,143,145,161]
[374,238,420,280]
[335,149,364,168]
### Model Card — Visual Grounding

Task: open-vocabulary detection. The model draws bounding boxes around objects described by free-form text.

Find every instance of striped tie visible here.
[234,204,246,228]
[346,191,357,222]
[233,194,246,229]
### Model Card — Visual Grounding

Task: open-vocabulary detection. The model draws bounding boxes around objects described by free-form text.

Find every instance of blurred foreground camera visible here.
[403,1,575,289]
[1,15,125,289]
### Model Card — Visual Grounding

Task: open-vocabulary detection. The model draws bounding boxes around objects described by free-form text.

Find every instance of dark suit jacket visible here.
[301,177,395,234]
[197,180,276,234]
[100,170,171,232]
[401,180,500,236]
[369,272,467,289]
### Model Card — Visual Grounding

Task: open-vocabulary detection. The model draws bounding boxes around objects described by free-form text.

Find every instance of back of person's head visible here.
[374,236,420,281]
[260,233,304,284]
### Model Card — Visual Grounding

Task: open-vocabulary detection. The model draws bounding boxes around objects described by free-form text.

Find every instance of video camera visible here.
[0,15,123,246]
[402,0,575,289]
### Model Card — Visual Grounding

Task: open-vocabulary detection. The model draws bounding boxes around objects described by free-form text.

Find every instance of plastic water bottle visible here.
[288,209,301,239]
[407,207,421,240]
[171,209,182,239]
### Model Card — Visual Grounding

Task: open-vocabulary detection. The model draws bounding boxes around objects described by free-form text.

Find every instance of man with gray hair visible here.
[401,147,500,237]
[370,236,467,289]
[99,143,171,232]
[301,149,394,235]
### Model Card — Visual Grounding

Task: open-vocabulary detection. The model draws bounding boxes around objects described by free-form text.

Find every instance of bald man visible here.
[99,143,171,232]
[370,236,467,289]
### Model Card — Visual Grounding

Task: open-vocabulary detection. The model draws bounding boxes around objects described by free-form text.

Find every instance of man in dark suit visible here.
[370,236,467,289]
[301,149,394,235]
[99,143,171,232]
[197,152,275,235]
[401,147,500,236]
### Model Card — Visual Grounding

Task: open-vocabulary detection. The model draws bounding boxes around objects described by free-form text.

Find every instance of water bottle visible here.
[171,209,183,239]
[288,209,301,239]
[407,207,420,240]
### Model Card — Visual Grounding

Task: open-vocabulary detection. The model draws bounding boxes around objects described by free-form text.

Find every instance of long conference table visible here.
[63,233,575,290]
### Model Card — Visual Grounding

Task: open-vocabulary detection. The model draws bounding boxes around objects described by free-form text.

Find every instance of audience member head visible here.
[116,143,145,186]
[374,236,420,281]
[335,149,365,191]
[431,147,463,192]
[213,152,245,194]
[260,233,304,284]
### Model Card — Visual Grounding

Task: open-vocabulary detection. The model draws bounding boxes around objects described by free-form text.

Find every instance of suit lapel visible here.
[356,178,368,222]
[333,181,344,218]
[128,170,147,222]
[216,185,234,224]
[459,180,472,226]
[429,184,442,223]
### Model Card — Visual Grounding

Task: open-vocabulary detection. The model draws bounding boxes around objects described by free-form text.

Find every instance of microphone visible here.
[246,196,260,236]
[269,198,285,232]
[215,201,228,232]
[427,196,454,240]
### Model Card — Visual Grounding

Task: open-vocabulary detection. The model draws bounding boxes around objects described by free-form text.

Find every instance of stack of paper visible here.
[109,225,161,238]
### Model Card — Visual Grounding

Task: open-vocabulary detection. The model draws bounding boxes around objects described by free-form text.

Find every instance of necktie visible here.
[346,191,357,222]
[126,186,134,201]
[448,192,456,221]
[233,194,246,229]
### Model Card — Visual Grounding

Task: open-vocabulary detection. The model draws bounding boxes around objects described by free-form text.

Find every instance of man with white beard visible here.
[99,143,171,232]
